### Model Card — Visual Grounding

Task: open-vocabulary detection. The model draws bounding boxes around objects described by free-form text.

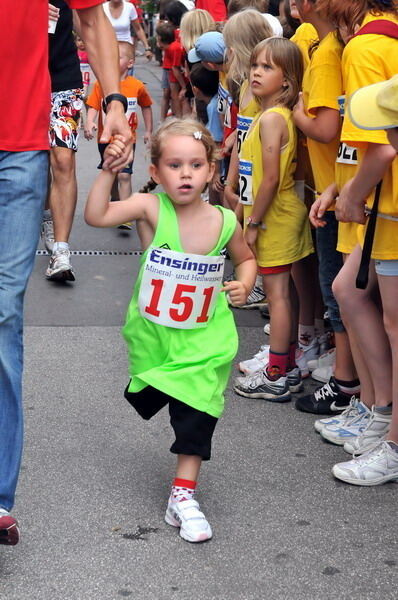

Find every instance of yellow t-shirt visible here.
[303,31,343,195]
[236,80,261,156]
[341,13,398,259]
[334,96,362,254]
[291,23,318,70]
[239,107,313,267]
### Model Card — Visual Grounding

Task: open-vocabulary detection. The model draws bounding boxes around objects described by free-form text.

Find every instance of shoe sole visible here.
[332,468,398,486]
[0,522,20,546]
[311,372,332,384]
[46,269,75,282]
[234,386,291,402]
[165,511,212,543]
[320,429,356,446]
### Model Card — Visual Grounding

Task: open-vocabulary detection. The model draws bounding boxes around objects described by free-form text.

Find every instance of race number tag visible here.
[138,247,225,329]
[238,160,253,205]
[336,142,358,165]
[217,83,229,114]
[126,98,137,118]
[236,114,253,154]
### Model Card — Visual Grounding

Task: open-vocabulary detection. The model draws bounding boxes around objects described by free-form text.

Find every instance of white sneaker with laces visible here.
[332,440,398,486]
[46,248,75,281]
[314,396,360,433]
[295,338,320,378]
[307,347,336,372]
[234,368,291,402]
[311,365,334,384]
[165,497,212,542]
[238,345,270,375]
[41,219,55,253]
[320,401,370,445]
[343,407,392,455]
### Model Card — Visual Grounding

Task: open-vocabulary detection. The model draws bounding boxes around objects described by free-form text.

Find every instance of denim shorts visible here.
[316,211,345,333]
[375,259,398,276]
[162,68,171,89]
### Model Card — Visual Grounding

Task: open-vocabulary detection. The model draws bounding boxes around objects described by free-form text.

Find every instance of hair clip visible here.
[193,131,202,140]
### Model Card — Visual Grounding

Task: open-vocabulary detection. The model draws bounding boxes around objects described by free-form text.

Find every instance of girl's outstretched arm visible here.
[222,223,257,306]
[85,137,151,228]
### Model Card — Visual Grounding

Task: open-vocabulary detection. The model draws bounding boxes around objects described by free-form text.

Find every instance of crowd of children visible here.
[82,0,398,543]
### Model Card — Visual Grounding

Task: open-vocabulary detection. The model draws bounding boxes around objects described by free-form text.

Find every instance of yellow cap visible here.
[348,75,398,130]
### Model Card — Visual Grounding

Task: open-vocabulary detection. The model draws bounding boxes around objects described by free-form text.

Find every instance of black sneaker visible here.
[295,377,357,415]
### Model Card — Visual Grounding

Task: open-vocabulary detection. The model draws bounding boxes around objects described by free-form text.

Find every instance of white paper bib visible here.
[237,114,253,154]
[238,159,253,205]
[138,247,225,329]
[336,142,358,165]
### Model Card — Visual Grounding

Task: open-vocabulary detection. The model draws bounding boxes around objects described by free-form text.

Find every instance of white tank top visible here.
[103,1,137,43]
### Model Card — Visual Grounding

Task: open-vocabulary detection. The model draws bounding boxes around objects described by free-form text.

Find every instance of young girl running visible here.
[234,38,313,402]
[85,119,257,542]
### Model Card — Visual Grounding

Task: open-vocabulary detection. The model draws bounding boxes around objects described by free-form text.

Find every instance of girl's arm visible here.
[336,142,397,224]
[171,66,187,96]
[293,94,340,144]
[85,137,151,228]
[141,105,153,144]
[309,182,338,228]
[222,223,257,306]
[224,140,239,210]
[244,112,284,252]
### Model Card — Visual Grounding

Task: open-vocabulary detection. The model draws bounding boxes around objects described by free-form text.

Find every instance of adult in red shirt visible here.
[0,0,133,546]
[195,0,227,23]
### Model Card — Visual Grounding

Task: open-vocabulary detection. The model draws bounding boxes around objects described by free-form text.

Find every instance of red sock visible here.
[288,341,297,370]
[266,351,288,378]
[171,478,197,502]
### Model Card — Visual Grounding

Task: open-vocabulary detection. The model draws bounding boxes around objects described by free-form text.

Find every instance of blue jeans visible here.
[0,150,48,511]
[316,211,345,333]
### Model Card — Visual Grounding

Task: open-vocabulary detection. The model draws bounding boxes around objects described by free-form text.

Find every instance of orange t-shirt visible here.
[87,75,152,143]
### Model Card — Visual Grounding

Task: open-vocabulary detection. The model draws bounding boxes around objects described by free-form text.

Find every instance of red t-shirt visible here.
[0,0,101,152]
[195,0,226,22]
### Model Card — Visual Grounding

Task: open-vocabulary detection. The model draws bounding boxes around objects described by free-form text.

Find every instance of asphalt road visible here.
[1,57,397,600]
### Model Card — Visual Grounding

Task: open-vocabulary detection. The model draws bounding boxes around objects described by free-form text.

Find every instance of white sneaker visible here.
[41,219,55,253]
[320,401,371,445]
[165,498,212,543]
[295,338,320,378]
[314,396,360,433]
[311,365,334,383]
[238,345,270,375]
[234,368,291,402]
[45,249,75,281]
[263,322,271,335]
[307,347,336,372]
[343,407,392,455]
[332,441,398,486]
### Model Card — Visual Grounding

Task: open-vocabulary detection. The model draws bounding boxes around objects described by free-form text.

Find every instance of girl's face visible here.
[250,49,286,100]
[76,37,85,51]
[150,135,215,206]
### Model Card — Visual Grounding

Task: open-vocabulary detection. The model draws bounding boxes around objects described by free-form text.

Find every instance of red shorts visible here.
[258,264,292,275]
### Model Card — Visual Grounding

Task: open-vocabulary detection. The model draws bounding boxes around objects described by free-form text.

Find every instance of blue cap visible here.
[188,31,225,64]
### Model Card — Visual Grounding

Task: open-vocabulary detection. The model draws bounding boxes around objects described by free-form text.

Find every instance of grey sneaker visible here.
[287,367,303,393]
[239,285,267,309]
[234,369,291,402]
[41,218,55,253]
[46,249,75,281]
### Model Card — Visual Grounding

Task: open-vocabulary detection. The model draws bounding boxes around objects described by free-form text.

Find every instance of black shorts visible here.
[124,384,218,460]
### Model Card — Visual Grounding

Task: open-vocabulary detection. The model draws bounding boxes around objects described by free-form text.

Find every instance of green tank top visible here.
[122,193,239,418]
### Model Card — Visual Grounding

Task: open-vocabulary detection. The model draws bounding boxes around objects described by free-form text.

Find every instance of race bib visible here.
[336,142,358,165]
[126,98,137,118]
[217,83,229,114]
[337,94,346,116]
[238,160,253,205]
[138,247,225,329]
[80,63,92,88]
[236,114,253,154]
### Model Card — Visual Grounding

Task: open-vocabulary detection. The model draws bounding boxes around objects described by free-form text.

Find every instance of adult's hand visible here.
[49,3,60,21]
[335,178,366,224]
[100,103,133,170]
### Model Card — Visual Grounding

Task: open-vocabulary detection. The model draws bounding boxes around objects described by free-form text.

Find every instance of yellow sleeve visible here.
[307,39,343,115]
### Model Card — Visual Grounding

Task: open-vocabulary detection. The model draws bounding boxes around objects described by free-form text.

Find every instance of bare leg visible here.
[332,244,392,407]
[160,87,171,121]
[378,274,398,442]
[117,172,132,201]
[49,147,77,243]
[175,455,202,482]
[333,331,357,381]
[262,271,291,354]
[170,82,182,118]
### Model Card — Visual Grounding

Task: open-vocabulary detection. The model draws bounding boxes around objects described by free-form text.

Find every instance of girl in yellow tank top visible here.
[234,38,313,402]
